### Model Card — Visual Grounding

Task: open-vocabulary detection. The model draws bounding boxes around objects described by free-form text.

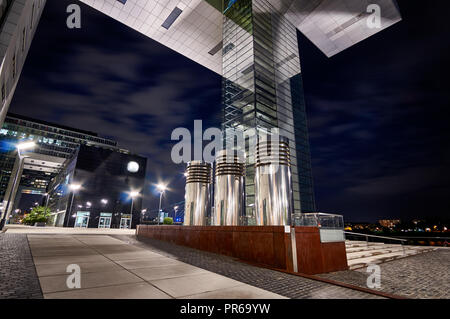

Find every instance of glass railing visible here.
[295,212,344,229]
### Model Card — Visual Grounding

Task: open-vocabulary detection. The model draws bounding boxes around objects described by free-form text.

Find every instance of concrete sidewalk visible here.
[28,234,286,299]
[4,224,135,235]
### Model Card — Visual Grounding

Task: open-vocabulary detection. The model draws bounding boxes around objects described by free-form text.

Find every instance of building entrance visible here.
[74,212,90,228]
[98,212,112,228]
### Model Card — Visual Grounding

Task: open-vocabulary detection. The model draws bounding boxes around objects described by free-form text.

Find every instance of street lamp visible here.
[157,184,167,225]
[129,191,140,229]
[173,206,179,220]
[0,141,36,230]
[43,192,50,215]
[65,183,81,227]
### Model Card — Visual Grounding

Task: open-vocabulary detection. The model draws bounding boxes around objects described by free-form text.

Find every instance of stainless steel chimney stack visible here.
[213,150,245,226]
[254,137,293,226]
[184,161,212,226]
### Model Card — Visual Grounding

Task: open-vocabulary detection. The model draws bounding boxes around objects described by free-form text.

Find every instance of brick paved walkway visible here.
[114,235,383,299]
[318,249,449,299]
[0,234,43,299]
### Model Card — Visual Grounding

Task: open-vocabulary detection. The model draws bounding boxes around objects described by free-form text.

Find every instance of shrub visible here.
[22,206,50,225]
[163,217,173,225]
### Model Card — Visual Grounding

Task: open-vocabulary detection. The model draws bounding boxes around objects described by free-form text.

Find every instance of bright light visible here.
[16,141,36,151]
[127,161,140,173]
[130,191,140,198]
[183,172,188,177]
[69,184,81,191]
[77,205,83,208]
[34,202,39,206]
[86,201,92,207]
[157,184,167,192]
[174,206,179,210]
[142,209,147,213]
[101,199,108,204]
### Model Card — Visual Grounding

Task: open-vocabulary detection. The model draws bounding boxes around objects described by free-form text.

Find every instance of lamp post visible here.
[65,184,81,227]
[129,191,139,229]
[157,184,166,225]
[173,206,179,220]
[0,141,35,230]
[43,193,49,211]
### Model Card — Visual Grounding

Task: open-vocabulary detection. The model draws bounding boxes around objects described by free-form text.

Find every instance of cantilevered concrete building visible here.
[0,0,46,125]
[77,0,400,222]
[0,0,402,223]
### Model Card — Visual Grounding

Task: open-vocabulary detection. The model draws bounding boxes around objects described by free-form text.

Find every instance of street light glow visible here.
[101,199,108,204]
[69,184,81,191]
[16,141,36,151]
[157,184,167,192]
[130,191,140,198]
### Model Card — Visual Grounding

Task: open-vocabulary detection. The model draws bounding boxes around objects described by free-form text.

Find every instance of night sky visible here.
[9,0,450,222]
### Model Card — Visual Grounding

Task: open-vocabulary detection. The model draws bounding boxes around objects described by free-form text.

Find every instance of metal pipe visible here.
[213,150,245,226]
[184,161,212,226]
[254,137,293,226]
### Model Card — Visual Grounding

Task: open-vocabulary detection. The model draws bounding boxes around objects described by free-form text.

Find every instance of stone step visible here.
[347,247,437,270]
[347,246,407,260]
[346,244,401,254]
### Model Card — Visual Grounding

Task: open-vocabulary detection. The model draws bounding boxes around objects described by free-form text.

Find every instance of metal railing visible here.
[345,231,407,255]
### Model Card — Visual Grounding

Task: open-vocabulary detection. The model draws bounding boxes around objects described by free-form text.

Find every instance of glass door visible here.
[120,218,131,229]
[75,216,89,228]
[98,217,111,228]
[74,212,90,228]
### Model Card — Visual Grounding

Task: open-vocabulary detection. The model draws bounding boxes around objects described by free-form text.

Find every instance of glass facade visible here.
[48,144,147,228]
[0,113,121,201]
[221,0,316,224]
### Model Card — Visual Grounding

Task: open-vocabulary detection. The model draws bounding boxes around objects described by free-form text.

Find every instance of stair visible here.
[345,240,437,270]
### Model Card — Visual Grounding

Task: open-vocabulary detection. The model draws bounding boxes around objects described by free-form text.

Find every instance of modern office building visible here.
[46,144,147,229]
[75,0,400,224]
[0,112,144,227]
[0,0,402,225]
[0,0,46,125]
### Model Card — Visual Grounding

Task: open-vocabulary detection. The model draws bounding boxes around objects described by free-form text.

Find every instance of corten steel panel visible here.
[137,226,291,270]
[321,242,348,273]
[294,227,324,274]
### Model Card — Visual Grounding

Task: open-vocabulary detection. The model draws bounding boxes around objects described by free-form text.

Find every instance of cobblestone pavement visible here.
[318,249,449,299]
[0,234,43,299]
[114,235,384,299]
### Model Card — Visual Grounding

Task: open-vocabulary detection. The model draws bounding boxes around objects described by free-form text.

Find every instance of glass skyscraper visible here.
[222,0,316,223]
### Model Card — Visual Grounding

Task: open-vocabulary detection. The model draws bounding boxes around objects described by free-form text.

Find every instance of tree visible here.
[22,206,50,225]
